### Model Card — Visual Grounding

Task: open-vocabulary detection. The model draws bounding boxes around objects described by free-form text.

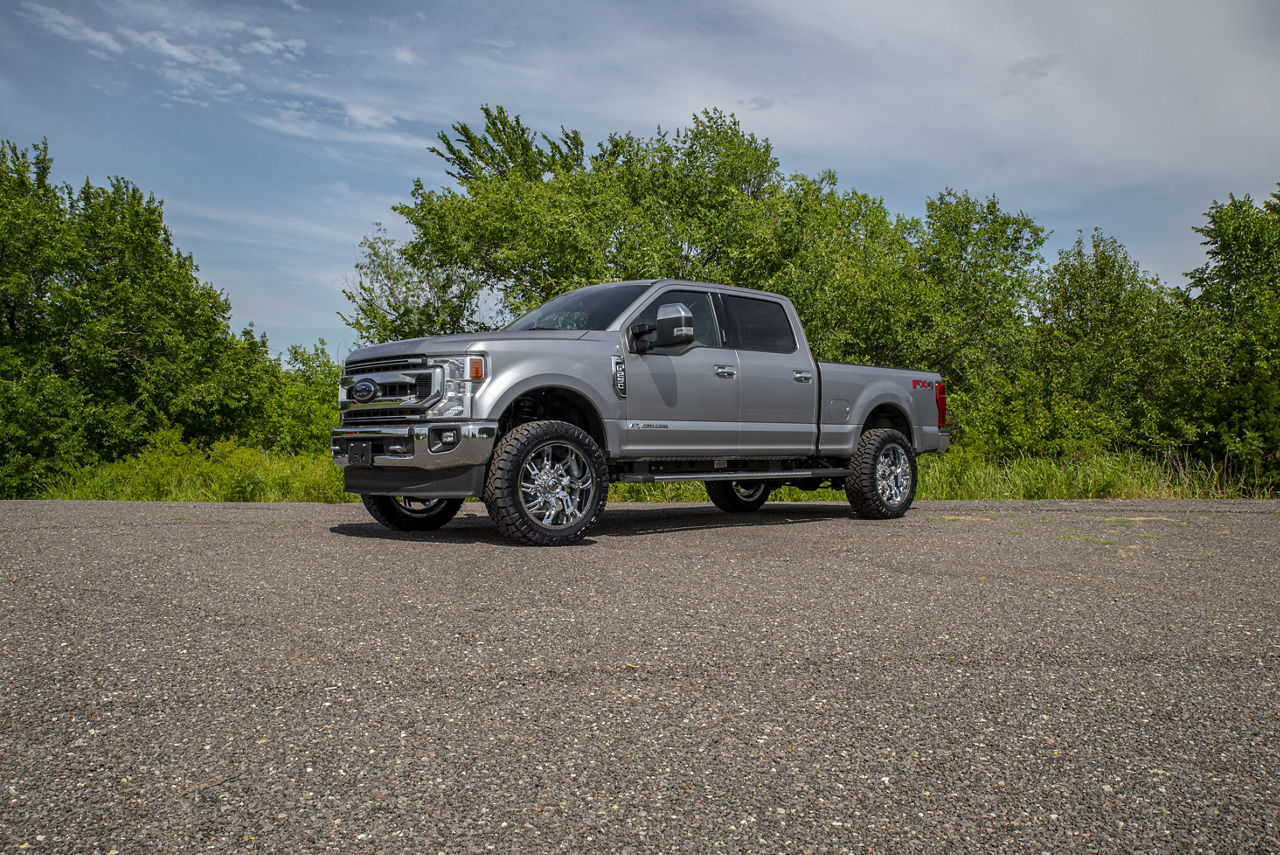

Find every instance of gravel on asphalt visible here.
[1,498,1277,853]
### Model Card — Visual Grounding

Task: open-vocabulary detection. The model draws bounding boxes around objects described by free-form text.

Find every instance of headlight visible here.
[425,355,486,419]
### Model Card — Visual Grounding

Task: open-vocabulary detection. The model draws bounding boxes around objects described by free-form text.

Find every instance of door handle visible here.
[714,365,737,378]
[793,370,813,383]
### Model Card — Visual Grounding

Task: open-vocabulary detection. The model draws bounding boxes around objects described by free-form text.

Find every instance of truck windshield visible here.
[505,283,651,331]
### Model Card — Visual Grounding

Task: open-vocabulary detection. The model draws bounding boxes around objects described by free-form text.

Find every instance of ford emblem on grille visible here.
[351,378,379,404]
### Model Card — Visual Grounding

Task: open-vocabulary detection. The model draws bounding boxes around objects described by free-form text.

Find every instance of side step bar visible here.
[621,467,854,484]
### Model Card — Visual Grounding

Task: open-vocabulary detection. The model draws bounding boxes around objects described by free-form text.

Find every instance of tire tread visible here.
[845,428,917,519]
[483,420,608,546]
[705,480,770,513]
[361,495,463,531]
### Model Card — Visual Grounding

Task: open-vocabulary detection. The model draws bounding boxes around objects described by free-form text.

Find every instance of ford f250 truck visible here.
[332,279,948,545]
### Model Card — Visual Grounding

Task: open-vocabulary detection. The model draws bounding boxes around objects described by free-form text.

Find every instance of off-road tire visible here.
[845,428,918,519]
[483,420,609,546]
[705,480,771,512]
[361,495,464,531]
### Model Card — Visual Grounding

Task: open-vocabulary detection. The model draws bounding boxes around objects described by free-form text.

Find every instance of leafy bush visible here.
[43,429,354,503]
[608,450,1267,503]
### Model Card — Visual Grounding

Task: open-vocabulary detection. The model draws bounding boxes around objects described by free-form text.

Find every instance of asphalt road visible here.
[2,498,1278,854]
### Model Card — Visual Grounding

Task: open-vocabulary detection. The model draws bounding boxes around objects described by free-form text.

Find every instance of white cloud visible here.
[156,65,248,102]
[119,27,244,74]
[246,108,429,151]
[344,102,395,129]
[104,0,248,39]
[16,3,123,53]
[118,27,198,63]
[242,26,306,59]
[167,199,360,250]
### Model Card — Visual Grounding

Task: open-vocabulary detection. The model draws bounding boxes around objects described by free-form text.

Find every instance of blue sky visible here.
[3,0,1278,356]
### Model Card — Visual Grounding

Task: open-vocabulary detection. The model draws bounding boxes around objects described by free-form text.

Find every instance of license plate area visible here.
[347,441,374,466]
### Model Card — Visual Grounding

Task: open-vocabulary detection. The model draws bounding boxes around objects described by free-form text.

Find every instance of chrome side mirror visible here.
[653,302,694,349]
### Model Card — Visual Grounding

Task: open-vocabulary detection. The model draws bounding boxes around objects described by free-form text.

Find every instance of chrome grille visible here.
[340,374,431,402]
[341,353,436,423]
[344,354,428,374]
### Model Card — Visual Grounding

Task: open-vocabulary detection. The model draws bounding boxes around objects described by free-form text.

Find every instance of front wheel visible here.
[845,428,918,519]
[361,495,464,531]
[705,480,771,512]
[483,420,608,546]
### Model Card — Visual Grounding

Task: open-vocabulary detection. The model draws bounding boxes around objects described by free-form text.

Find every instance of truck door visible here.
[718,293,819,456]
[620,288,739,457]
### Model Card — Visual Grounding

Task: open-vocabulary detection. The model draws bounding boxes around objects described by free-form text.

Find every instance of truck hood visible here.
[346,329,592,363]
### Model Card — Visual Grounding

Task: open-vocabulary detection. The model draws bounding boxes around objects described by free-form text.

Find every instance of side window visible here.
[722,295,797,353]
[631,289,721,354]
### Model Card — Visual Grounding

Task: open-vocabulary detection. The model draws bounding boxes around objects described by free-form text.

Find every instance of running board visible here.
[621,467,854,484]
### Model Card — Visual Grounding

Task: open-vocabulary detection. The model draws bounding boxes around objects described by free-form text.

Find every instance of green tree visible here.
[394,108,795,318]
[340,223,488,345]
[905,190,1046,452]
[0,140,72,351]
[0,138,279,496]
[252,342,343,454]
[758,172,925,367]
[1015,231,1189,455]
[916,190,1045,376]
[1185,186,1280,476]
[431,104,585,185]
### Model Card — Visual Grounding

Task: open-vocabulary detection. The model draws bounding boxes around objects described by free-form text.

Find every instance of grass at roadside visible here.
[611,451,1267,503]
[43,436,353,504]
[41,438,1270,503]
[915,448,1266,500]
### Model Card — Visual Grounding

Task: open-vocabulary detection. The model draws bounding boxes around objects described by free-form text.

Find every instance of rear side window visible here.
[721,295,796,353]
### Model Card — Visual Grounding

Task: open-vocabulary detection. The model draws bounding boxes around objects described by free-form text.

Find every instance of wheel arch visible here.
[860,403,914,448]
[495,385,608,454]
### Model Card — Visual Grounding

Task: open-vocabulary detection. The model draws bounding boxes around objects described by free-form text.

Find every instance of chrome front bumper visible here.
[331,421,500,469]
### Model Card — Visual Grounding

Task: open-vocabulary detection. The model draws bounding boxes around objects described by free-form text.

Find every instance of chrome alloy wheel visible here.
[391,497,447,516]
[518,441,597,529]
[875,445,912,506]
[731,482,767,502]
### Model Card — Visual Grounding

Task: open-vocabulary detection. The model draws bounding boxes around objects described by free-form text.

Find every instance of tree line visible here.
[0,140,336,497]
[3,109,1277,499]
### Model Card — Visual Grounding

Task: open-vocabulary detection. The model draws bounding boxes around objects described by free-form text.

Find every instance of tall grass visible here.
[43,435,354,503]
[918,448,1270,500]
[43,439,1271,504]
[611,450,1270,502]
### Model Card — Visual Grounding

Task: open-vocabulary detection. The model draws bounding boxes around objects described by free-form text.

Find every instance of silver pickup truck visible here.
[332,279,948,545]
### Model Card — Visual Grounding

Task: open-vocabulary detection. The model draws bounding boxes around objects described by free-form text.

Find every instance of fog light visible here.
[427,427,461,453]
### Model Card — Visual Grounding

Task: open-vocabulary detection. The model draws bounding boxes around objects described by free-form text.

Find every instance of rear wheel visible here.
[361,495,464,531]
[845,428,917,519]
[705,480,771,513]
[483,420,608,546]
